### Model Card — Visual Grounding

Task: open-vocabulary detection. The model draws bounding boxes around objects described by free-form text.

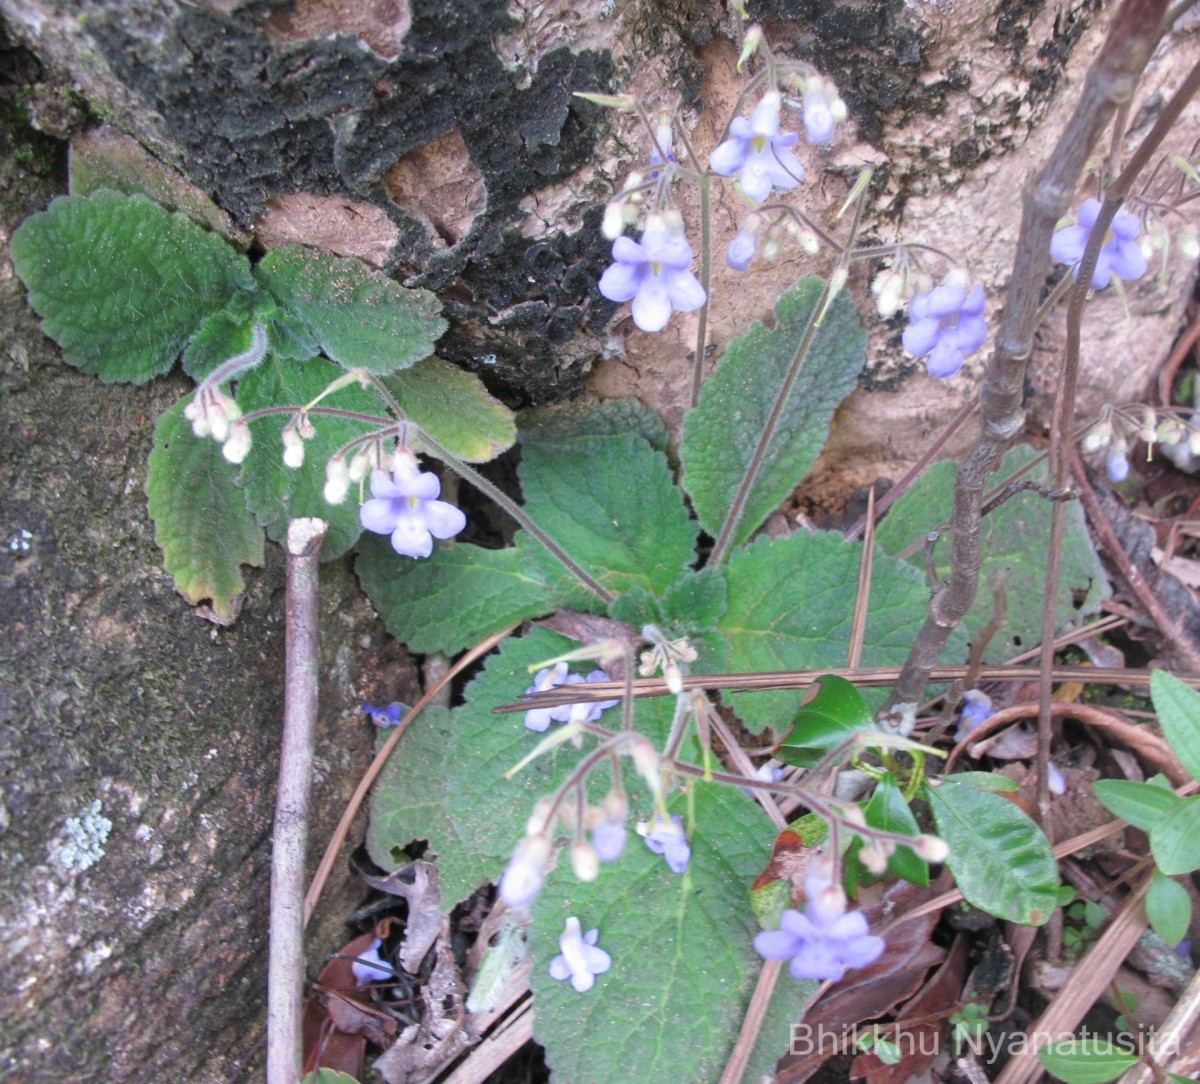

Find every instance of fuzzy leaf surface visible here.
[387,356,516,463]
[11,190,254,383]
[1150,670,1200,783]
[680,278,866,545]
[520,395,669,453]
[356,532,553,654]
[255,247,445,373]
[528,782,776,1084]
[1150,796,1200,875]
[928,779,1058,925]
[146,398,264,622]
[875,447,1110,660]
[366,706,494,910]
[237,356,384,559]
[519,434,698,601]
[719,533,946,734]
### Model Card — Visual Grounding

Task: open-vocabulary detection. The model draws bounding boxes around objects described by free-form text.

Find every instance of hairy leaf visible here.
[146,398,264,622]
[520,395,669,453]
[680,278,866,545]
[1150,670,1200,783]
[1150,796,1200,875]
[11,190,254,383]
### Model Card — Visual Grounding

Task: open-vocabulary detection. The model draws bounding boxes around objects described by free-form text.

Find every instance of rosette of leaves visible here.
[12,190,515,621]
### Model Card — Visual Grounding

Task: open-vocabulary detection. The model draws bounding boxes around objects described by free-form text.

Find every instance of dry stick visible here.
[303,624,517,928]
[1118,961,1200,1083]
[1070,443,1200,671]
[1037,51,1200,830]
[268,517,328,1084]
[881,0,1172,723]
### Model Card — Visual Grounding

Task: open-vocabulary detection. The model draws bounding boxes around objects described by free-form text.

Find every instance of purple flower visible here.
[592,817,627,863]
[802,77,846,145]
[548,917,612,993]
[640,813,690,874]
[727,226,757,271]
[363,701,403,728]
[710,92,805,203]
[1049,199,1147,289]
[598,214,706,333]
[1106,440,1130,483]
[498,835,550,909]
[1047,763,1067,797]
[902,279,987,378]
[955,690,994,742]
[359,453,466,558]
[522,666,618,732]
[350,938,393,984]
[754,866,885,982]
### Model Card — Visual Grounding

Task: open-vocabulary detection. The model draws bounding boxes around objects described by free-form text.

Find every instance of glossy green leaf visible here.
[236,355,385,559]
[1150,670,1200,783]
[1146,870,1191,947]
[875,447,1110,661]
[777,674,873,767]
[356,532,553,654]
[388,355,516,463]
[1092,779,1179,832]
[1150,795,1200,874]
[528,782,776,1084]
[11,190,254,383]
[145,398,264,622]
[719,533,951,734]
[447,629,675,862]
[859,773,928,887]
[1037,1040,1139,1083]
[927,778,1058,925]
[680,278,866,546]
[365,706,494,910]
[255,246,445,373]
[519,434,698,601]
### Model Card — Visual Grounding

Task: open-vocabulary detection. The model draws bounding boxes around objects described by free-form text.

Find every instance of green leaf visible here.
[520,395,669,453]
[1151,670,1200,783]
[718,533,952,734]
[236,355,385,559]
[519,434,699,600]
[860,773,928,887]
[528,782,776,1084]
[182,304,262,381]
[447,629,675,862]
[1092,779,1179,832]
[302,1071,361,1084]
[680,278,866,546]
[11,190,255,383]
[145,398,264,622]
[365,706,494,910]
[388,356,516,463]
[875,447,1110,661]
[777,674,873,767]
[356,532,553,654]
[608,569,731,675]
[1037,1039,1139,1083]
[947,772,1019,793]
[1150,795,1200,874]
[255,247,445,373]
[927,778,1058,925]
[1146,870,1191,947]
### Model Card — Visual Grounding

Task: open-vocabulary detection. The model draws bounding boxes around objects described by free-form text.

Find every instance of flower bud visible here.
[297,414,317,440]
[570,840,600,882]
[1157,417,1185,444]
[602,201,625,240]
[859,844,888,876]
[912,834,949,863]
[348,449,373,483]
[1189,428,1200,457]
[727,226,757,271]
[324,457,350,504]
[1138,408,1158,445]
[185,398,212,438]
[799,230,820,255]
[1081,419,1112,454]
[1181,230,1200,261]
[282,427,305,469]
[1106,438,1129,484]
[498,834,550,908]
[222,421,253,464]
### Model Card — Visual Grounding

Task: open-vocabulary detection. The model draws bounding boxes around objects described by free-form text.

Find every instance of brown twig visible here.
[268,518,328,1084]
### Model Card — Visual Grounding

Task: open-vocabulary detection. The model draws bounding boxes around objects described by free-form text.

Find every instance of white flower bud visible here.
[1181,230,1200,261]
[1081,419,1112,454]
[859,844,888,875]
[1157,417,1185,444]
[297,414,317,440]
[324,457,350,504]
[221,421,253,464]
[570,840,600,883]
[602,201,625,240]
[912,834,950,863]
[800,230,820,255]
[282,427,305,469]
[347,449,372,482]
[1188,427,1200,456]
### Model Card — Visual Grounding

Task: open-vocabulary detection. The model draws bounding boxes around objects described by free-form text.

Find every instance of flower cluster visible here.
[356,451,466,559]
[548,917,612,993]
[522,662,619,732]
[183,323,269,464]
[598,212,706,333]
[902,275,988,378]
[1049,198,1147,290]
[754,862,885,982]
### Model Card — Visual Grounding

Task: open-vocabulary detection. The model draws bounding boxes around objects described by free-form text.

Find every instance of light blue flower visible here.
[598,214,706,333]
[754,865,885,982]
[955,689,994,741]
[710,91,804,203]
[548,917,612,993]
[727,226,757,271]
[351,938,393,984]
[498,835,550,909]
[640,813,690,874]
[902,278,987,378]
[359,453,466,559]
[362,701,403,728]
[592,817,627,862]
[801,76,846,145]
[1050,198,1147,289]
[522,666,618,732]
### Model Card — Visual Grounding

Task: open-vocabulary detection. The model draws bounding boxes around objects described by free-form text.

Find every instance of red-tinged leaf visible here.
[774,876,952,1084]
[850,935,970,1083]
